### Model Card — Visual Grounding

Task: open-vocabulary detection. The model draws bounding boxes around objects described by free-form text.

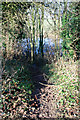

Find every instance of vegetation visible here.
[61,2,80,60]
[1,1,79,119]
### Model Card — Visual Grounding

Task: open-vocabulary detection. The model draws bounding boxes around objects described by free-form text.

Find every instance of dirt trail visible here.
[27,63,79,120]
[27,64,58,119]
[1,61,79,120]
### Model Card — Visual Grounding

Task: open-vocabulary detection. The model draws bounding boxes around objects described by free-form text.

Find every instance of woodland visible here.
[0,1,80,120]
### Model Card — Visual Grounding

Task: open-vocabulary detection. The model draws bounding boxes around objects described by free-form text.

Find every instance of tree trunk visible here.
[39,12,41,56]
[32,3,35,61]
[41,4,44,57]
[57,3,61,58]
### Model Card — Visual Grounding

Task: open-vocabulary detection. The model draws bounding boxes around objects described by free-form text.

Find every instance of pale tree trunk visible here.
[9,12,15,59]
[6,11,10,58]
[29,23,33,61]
[41,4,44,57]
[6,32,9,58]
[32,3,35,61]
[54,2,59,61]
[30,3,35,62]
[54,14,56,51]
[39,8,41,56]
[29,6,33,62]
[27,21,31,60]
[10,12,12,58]
[57,3,61,58]
[54,13,57,61]
[36,4,39,51]
[30,33,33,61]
[63,0,67,57]
[5,11,9,58]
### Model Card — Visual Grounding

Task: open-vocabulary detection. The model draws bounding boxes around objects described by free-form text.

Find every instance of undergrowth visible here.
[41,57,79,118]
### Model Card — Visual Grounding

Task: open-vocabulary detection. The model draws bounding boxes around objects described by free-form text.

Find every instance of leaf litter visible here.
[1,58,79,119]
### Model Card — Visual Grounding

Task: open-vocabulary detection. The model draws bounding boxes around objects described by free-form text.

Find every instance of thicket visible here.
[61,2,80,60]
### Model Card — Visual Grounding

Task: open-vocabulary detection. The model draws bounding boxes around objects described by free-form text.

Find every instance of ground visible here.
[0,57,79,120]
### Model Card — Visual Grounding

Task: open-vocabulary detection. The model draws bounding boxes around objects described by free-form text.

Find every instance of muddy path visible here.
[27,64,59,119]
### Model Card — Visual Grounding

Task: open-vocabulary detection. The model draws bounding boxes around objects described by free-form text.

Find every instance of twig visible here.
[39,78,78,88]
[39,82,56,87]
